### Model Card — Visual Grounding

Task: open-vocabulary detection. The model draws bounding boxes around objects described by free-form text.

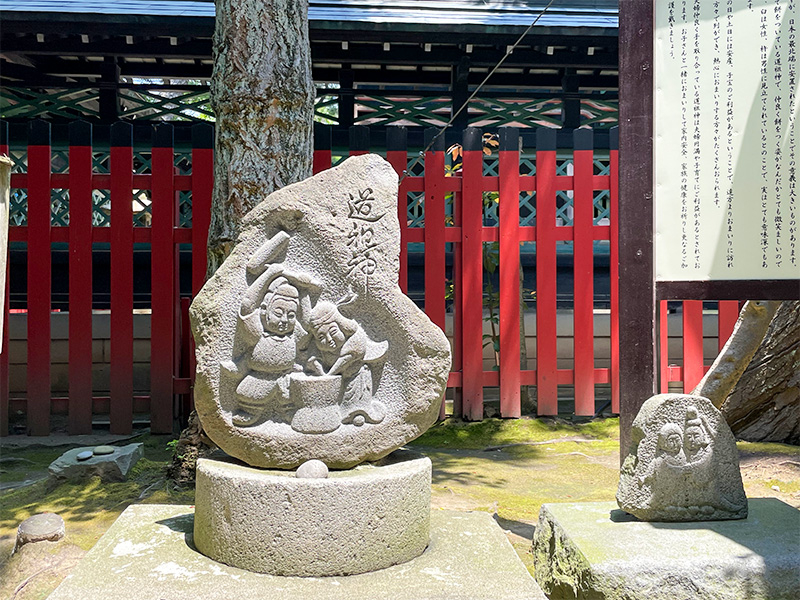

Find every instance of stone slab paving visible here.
[48,504,546,600]
[533,499,800,600]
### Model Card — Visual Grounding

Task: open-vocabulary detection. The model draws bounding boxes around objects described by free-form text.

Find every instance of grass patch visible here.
[411,416,619,450]
[0,434,193,558]
[737,441,800,455]
[429,449,619,525]
[760,479,800,494]
[0,447,64,484]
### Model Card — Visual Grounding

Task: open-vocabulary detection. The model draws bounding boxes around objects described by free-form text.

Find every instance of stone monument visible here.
[616,393,747,521]
[43,153,547,600]
[532,393,798,600]
[190,154,452,576]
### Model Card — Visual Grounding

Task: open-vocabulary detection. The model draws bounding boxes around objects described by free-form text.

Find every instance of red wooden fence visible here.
[0,120,743,436]
[1,120,213,435]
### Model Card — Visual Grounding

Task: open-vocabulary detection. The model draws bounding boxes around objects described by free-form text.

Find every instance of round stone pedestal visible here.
[193,450,431,576]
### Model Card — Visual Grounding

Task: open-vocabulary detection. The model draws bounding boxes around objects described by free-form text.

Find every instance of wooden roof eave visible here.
[0,10,617,44]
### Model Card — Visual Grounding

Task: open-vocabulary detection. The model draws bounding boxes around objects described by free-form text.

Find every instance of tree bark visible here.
[208,0,315,274]
[721,301,800,445]
[171,0,314,482]
[691,300,781,408]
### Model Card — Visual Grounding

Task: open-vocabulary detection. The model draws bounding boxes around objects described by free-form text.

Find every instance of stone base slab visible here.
[194,451,431,576]
[48,504,546,600]
[533,499,800,600]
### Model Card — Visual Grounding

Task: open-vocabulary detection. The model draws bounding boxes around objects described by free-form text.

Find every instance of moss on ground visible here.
[737,441,800,455]
[410,416,620,450]
[0,447,64,484]
[1,418,796,590]
[0,434,193,561]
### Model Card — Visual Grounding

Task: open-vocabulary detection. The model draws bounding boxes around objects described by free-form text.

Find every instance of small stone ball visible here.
[93,445,116,456]
[76,450,93,461]
[296,459,329,479]
[352,415,366,427]
[15,513,65,552]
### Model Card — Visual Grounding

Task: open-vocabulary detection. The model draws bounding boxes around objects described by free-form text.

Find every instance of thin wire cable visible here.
[399,0,558,182]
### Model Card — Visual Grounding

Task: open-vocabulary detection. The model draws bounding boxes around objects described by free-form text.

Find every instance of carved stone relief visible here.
[190,155,451,469]
[617,394,747,521]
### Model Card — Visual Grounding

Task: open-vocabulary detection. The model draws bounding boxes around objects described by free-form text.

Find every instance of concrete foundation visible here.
[194,451,431,576]
[533,499,800,600]
[47,504,546,600]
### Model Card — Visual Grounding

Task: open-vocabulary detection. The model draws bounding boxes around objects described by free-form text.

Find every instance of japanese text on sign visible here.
[655,0,798,281]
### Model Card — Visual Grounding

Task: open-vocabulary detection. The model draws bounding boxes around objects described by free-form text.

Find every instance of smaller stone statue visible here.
[617,394,747,521]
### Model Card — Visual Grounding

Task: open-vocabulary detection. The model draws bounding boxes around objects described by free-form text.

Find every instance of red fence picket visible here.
[26,120,52,436]
[572,129,596,415]
[659,299,744,394]
[534,128,559,415]
[498,129,521,418]
[1,120,213,435]
[386,127,409,292]
[0,121,747,434]
[460,128,484,420]
[150,124,176,434]
[109,122,135,435]
[190,124,214,404]
[67,121,94,434]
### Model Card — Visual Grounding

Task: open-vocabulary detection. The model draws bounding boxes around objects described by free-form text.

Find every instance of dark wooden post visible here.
[618,0,657,462]
[99,57,121,123]
[561,68,581,129]
[451,56,471,131]
[338,69,355,128]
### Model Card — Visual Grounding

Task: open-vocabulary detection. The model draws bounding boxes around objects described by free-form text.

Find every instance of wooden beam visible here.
[617,0,656,463]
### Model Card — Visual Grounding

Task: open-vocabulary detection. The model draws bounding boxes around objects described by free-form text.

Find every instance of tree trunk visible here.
[170,0,314,483]
[208,0,315,274]
[721,301,800,445]
[692,300,781,408]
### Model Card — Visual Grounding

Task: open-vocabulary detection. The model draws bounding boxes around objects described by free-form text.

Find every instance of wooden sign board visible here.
[617,0,799,458]
[655,0,799,285]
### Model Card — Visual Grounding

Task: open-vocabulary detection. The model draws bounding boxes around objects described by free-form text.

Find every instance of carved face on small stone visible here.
[657,423,682,456]
[190,155,451,469]
[616,394,747,522]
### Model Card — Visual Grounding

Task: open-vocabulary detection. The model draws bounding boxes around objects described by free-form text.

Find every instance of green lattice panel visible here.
[406,154,425,177]
[6,148,196,227]
[314,94,339,125]
[0,87,100,120]
[93,191,111,227]
[593,157,611,224]
[179,191,192,228]
[8,151,27,226]
[468,97,563,128]
[119,87,214,121]
[51,150,70,226]
[132,190,152,227]
[519,153,537,226]
[520,192,536,226]
[407,191,424,228]
[483,157,499,177]
[555,157,574,226]
[355,96,452,127]
[580,99,619,128]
